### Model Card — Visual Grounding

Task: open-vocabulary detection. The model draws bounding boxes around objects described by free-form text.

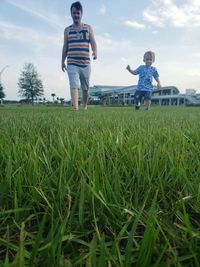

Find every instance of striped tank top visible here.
[67,24,90,68]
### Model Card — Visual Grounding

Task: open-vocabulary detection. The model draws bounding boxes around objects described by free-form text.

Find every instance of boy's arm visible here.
[126,65,137,75]
[61,28,69,72]
[155,77,161,89]
[153,68,161,89]
[89,25,97,60]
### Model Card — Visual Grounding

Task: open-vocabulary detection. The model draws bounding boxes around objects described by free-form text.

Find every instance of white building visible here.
[87,85,200,106]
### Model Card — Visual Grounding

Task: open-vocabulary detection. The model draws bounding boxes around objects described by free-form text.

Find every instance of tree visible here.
[60,98,65,104]
[0,83,5,105]
[51,93,56,102]
[18,63,44,104]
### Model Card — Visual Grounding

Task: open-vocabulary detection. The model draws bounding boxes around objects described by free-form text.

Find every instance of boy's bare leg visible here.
[83,89,89,110]
[71,89,78,110]
[145,99,151,110]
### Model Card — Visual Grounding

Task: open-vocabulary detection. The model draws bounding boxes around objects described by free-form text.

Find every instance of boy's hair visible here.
[143,51,155,62]
[71,1,83,13]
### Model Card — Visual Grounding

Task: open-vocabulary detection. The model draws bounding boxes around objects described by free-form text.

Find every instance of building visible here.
[185,89,196,95]
[85,85,200,106]
[151,86,185,106]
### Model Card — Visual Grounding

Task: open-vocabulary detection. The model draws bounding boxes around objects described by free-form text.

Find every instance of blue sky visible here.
[0,0,200,100]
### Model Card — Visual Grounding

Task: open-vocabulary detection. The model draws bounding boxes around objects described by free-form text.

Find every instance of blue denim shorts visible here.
[135,90,152,101]
[67,64,91,90]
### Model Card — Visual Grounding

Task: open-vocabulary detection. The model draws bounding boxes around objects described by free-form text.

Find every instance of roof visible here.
[153,86,180,94]
[90,85,180,97]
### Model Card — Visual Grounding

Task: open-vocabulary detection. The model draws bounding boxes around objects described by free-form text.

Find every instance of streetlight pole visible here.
[0,65,9,84]
[0,65,9,104]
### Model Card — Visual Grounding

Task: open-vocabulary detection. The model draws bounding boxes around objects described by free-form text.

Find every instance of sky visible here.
[0,0,200,100]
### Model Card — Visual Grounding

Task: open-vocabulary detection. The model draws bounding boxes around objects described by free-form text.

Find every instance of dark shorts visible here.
[135,90,152,101]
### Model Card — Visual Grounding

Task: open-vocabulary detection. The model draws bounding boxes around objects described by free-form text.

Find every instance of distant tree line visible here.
[1,62,66,105]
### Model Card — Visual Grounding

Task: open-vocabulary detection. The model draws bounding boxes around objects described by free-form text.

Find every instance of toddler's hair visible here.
[143,51,155,62]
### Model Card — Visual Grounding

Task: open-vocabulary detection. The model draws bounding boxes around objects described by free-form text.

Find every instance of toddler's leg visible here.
[134,91,141,110]
[144,91,152,110]
[145,99,151,110]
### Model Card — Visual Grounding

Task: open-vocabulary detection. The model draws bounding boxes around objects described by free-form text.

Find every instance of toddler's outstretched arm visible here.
[126,65,136,75]
[155,77,161,89]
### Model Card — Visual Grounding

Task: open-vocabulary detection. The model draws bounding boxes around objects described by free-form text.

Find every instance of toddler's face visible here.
[144,57,153,67]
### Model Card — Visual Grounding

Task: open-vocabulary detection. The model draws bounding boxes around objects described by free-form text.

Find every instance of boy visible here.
[126,51,161,110]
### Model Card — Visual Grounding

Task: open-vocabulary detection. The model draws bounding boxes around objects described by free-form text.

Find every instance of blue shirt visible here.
[132,65,159,91]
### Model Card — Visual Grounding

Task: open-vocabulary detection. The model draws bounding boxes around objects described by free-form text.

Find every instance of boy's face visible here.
[144,57,153,67]
[71,7,82,25]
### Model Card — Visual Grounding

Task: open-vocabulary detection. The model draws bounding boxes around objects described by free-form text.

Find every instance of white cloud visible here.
[192,0,200,6]
[124,20,146,29]
[121,57,128,63]
[0,19,61,51]
[143,11,164,27]
[192,53,200,58]
[152,30,159,35]
[96,34,134,53]
[99,4,106,15]
[181,28,200,48]
[188,69,200,77]
[96,35,113,49]
[103,32,112,38]
[143,0,200,28]
[6,0,66,30]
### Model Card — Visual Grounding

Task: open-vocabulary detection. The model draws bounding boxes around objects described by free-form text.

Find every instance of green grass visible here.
[0,105,200,267]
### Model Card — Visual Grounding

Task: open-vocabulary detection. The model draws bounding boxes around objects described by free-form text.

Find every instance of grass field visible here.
[0,105,200,267]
